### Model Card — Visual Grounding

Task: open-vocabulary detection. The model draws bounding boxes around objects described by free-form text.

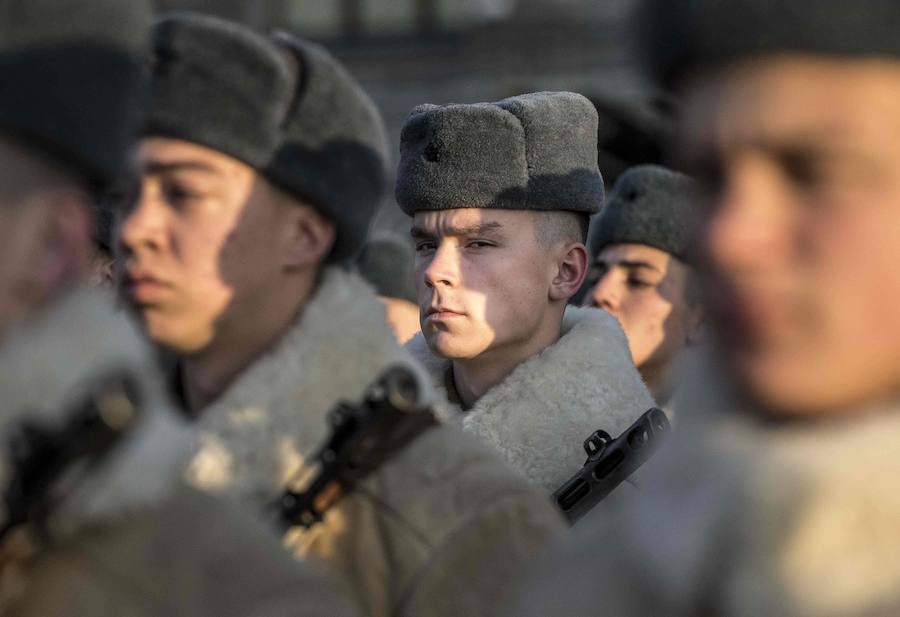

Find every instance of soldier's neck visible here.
[639,361,675,407]
[180,274,318,414]
[451,316,562,409]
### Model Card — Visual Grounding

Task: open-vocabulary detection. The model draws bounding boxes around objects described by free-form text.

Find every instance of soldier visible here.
[400,93,655,493]
[509,1,900,615]
[118,13,564,617]
[586,165,703,406]
[0,1,356,615]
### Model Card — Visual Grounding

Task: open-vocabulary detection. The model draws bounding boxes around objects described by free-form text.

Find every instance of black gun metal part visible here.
[0,373,142,541]
[552,407,670,524]
[274,366,437,530]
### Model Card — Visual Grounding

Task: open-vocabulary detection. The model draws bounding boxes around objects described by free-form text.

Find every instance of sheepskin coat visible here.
[508,353,900,617]
[406,305,655,493]
[185,266,566,617]
[0,287,355,617]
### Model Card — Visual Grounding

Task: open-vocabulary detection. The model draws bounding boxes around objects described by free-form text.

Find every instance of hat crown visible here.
[396,91,604,215]
[640,0,900,85]
[593,164,698,263]
[146,15,389,262]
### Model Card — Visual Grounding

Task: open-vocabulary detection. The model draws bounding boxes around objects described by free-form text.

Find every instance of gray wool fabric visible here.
[147,13,295,169]
[593,165,698,264]
[396,91,604,215]
[146,14,389,262]
[638,0,900,86]
[0,0,152,187]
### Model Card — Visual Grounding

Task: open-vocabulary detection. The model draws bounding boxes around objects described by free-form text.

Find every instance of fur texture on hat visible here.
[592,165,698,264]
[639,0,900,87]
[147,13,294,169]
[355,234,416,303]
[0,0,152,187]
[146,15,389,261]
[396,91,604,216]
[266,32,390,262]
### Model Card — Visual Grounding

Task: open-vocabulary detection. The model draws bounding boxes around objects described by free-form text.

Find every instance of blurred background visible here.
[152,0,669,236]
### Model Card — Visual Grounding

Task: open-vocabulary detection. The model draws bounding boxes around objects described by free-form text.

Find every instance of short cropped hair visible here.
[534,210,590,248]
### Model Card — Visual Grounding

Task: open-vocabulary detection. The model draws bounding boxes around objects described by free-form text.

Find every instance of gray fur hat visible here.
[593,165,698,264]
[146,14,389,261]
[355,235,417,304]
[0,0,152,188]
[396,91,604,216]
[639,0,900,86]
[266,32,390,262]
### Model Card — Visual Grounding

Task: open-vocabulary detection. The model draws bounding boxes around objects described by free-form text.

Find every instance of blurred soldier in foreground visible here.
[0,2,355,615]
[509,1,900,615]
[587,165,703,406]
[400,93,654,493]
[119,13,564,617]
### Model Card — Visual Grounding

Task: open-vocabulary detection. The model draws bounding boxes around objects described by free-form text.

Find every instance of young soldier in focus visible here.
[587,165,703,406]
[119,14,564,617]
[401,92,654,493]
[509,1,900,615]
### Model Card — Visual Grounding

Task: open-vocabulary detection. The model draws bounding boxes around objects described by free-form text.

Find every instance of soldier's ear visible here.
[549,242,589,302]
[38,190,93,288]
[278,199,336,270]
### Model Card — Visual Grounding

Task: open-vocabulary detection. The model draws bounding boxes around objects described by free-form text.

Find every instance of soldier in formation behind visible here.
[586,164,703,408]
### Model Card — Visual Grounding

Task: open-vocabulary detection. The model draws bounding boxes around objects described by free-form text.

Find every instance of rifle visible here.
[552,407,670,524]
[272,366,437,530]
[0,374,141,540]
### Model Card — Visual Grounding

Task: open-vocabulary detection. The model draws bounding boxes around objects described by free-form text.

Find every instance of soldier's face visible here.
[117,138,292,354]
[681,56,900,417]
[588,243,699,375]
[411,208,559,362]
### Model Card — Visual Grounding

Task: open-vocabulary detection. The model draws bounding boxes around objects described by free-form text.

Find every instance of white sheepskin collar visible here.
[405,305,654,493]
[185,266,424,505]
[619,354,900,617]
[0,286,190,536]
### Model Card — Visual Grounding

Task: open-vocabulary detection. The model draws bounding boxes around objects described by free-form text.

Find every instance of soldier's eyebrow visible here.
[410,221,504,240]
[141,160,222,177]
[596,258,663,273]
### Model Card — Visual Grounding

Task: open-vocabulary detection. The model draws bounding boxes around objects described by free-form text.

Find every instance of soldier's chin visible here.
[139,312,212,356]
[424,330,482,361]
[728,351,876,421]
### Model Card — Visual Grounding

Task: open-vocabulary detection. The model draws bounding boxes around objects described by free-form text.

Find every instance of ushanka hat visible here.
[396,91,604,215]
[146,13,389,261]
[638,0,900,87]
[0,0,152,188]
[592,165,698,264]
[355,234,416,304]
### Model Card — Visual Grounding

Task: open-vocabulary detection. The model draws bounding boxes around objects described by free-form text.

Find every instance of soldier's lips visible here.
[124,274,172,303]
[425,308,465,322]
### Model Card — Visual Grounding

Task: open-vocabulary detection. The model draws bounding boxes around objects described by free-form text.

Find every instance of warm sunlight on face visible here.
[412,208,559,362]
[117,138,289,354]
[588,243,697,373]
